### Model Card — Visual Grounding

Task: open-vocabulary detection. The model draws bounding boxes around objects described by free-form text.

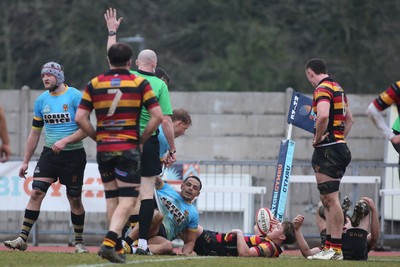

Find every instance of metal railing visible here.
[1,160,399,248]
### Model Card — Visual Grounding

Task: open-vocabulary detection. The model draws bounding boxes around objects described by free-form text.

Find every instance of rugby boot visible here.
[330,251,343,260]
[341,196,352,224]
[307,248,335,260]
[122,240,134,254]
[75,242,89,253]
[136,247,153,255]
[351,200,370,227]
[4,237,28,251]
[98,244,126,263]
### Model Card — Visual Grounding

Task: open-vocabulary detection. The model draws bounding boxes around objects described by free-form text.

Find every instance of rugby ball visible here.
[256,207,273,235]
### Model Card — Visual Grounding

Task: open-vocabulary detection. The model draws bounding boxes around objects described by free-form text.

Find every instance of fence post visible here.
[19,85,30,157]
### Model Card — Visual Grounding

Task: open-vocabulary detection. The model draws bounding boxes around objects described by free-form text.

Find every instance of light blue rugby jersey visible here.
[158,125,169,159]
[156,182,199,241]
[33,86,83,150]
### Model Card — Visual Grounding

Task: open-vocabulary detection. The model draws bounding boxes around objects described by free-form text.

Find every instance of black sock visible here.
[115,237,123,251]
[138,199,154,240]
[71,212,85,244]
[103,231,118,248]
[129,214,139,228]
[20,209,40,241]
[124,236,134,246]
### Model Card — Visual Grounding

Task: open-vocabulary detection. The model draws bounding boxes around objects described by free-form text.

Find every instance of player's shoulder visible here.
[65,86,83,100]
[393,81,400,88]
[134,75,147,86]
[191,206,199,216]
[66,86,82,94]
[37,89,50,98]
[388,81,400,94]
[129,71,150,87]
[35,90,52,104]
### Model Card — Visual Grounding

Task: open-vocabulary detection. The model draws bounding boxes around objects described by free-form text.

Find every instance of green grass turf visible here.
[0,251,399,267]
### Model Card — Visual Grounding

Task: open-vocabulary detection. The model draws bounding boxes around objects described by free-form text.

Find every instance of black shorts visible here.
[34,147,86,187]
[342,228,369,260]
[194,229,220,256]
[157,223,168,239]
[141,134,162,177]
[312,143,351,179]
[97,149,141,184]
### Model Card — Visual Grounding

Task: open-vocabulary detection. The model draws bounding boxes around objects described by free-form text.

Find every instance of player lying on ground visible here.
[294,196,379,261]
[123,175,201,255]
[192,221,296,257]
[125,201,295,258]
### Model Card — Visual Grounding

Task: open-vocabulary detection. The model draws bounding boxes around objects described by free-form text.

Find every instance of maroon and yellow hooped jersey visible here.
[312,77,348,144]
[79,69,159,152]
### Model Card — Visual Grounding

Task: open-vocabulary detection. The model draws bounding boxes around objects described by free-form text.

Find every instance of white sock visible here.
[137,238,148,250]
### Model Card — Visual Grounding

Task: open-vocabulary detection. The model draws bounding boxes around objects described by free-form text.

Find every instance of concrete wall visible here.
[2,87,398,247]
[0,87,386,162]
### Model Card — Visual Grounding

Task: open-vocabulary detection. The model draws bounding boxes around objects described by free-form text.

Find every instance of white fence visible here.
[0,161,267,242]
[1,160,399,248]
[287,175,381,218]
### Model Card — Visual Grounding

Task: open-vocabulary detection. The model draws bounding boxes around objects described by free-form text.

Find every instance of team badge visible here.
[63,104,68,111]
[111,78,121,86]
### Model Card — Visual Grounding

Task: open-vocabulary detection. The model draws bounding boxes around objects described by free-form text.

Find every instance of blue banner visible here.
[287,91,315,134]
[270,139,295,221]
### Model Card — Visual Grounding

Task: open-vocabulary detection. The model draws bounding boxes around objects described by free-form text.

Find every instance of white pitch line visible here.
[368,258,400,262]
[69,255,215,267]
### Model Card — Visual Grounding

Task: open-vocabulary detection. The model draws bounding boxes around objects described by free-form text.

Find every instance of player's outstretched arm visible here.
[104,7,122,51]
[181,229,197,256]
[293,215,320,258]
[362,197,380,247]
[366,103,395,140]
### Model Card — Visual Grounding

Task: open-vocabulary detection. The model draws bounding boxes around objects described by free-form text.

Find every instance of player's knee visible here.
[104,189,119,199]
[140,178,156,198]
[66,187,82,198]
[317,181,340,195]
[119,187,139,197]
[32,180,51,194]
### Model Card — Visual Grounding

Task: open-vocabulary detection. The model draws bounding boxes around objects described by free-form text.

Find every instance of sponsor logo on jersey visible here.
[160,196,187,225]
[43,113,71,124]
[111,78,121,86]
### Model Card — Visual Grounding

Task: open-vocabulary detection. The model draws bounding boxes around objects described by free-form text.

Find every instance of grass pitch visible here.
[0,251,399,267]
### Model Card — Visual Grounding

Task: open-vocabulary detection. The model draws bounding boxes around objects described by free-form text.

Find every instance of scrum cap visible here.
[41,62,64,86]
